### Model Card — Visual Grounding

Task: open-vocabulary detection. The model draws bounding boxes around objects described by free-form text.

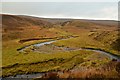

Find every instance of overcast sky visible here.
[1,0,119,2]
[1,2,118,20]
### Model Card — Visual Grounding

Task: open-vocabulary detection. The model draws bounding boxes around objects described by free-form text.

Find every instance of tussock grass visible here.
[2,14,119,78]
[2,50,94,77]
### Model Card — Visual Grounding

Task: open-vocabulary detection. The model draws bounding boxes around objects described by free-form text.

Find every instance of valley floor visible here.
[2,15,120,79]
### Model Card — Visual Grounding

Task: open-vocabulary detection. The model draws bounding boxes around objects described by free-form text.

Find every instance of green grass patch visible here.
[2,50,94,77]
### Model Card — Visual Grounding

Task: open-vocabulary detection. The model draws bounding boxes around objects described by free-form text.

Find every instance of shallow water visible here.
[19,38,120,61]
[82,48,120,61]
[18,40,56,52]
[33,41,56,47]
[6,73,44,79]
[11,38,120,78]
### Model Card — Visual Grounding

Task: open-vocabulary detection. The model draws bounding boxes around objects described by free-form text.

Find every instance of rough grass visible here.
[53,30,119,56]
[2,27,119,78]
[2,50,95,77]
[2,28,75,67]
[33,61,120,79]
[2,15,119,78]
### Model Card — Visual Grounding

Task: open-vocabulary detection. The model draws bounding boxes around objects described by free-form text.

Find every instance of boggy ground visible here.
[35,61,120,79]
[2,14,120,78]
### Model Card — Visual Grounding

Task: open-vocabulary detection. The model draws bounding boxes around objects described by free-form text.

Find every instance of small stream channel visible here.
[18,38,120,61]
[4,38,120,79]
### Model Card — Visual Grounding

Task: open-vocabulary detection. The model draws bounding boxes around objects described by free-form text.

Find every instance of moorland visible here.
[1,14,120,79]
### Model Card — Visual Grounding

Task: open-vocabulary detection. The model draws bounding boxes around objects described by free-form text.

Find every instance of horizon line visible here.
[1,13,118,21]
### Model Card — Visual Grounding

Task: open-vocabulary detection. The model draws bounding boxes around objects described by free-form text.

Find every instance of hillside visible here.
[2,14,53,33]
[2,14,120,78]
[2,14,119,54]
[2,14,54,40]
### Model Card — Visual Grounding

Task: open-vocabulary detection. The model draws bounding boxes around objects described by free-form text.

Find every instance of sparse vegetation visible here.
[2,14,120,79]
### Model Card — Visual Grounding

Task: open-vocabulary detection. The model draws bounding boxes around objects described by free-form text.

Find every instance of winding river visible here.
[5,38,120,78]
[18,38,120,61]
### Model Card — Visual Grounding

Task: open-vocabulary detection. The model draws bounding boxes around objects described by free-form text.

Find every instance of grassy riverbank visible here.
[2,14,119,78]
[2,50,111,77]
